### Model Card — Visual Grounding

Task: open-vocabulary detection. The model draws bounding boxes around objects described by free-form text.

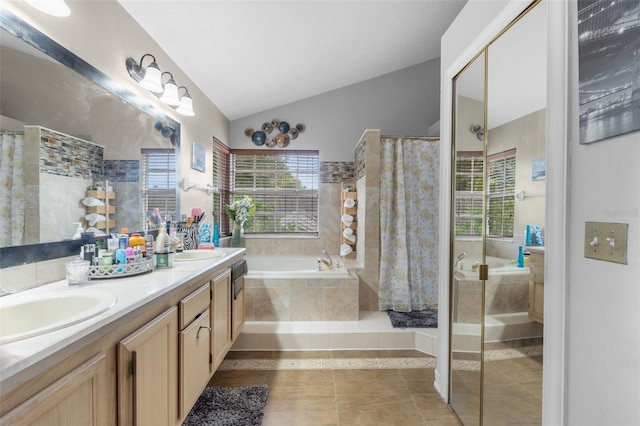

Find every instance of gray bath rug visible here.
[387,308,438,328]
[182,385,269,426]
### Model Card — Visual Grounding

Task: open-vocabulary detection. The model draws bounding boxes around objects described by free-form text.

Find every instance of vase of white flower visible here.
[225,196,255,248]
[231,221,245,247]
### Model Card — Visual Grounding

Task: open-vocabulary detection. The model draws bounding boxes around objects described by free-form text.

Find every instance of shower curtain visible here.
[0,132,26,247]
[378,137,439,312]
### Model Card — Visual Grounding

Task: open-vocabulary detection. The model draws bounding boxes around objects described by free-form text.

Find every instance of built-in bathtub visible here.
[246,255,352,278]
[244,255,359,321]
[453,255,532,325]
[455,255,527,280]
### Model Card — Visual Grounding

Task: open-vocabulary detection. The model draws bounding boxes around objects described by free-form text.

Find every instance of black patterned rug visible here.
[182,385,269,426]
[387,308,438,328]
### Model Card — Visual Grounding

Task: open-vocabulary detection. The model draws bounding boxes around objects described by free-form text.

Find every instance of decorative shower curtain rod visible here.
[380,135,440,141]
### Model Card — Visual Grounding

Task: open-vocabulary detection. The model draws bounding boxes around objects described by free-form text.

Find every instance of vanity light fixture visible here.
[26,0,70,17]
[126,54,163,93]
[159,72,180,106]
[175,87,195,116]
[126,55,195,116]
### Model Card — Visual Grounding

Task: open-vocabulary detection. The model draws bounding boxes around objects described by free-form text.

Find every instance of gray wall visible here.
[230,58,441,161]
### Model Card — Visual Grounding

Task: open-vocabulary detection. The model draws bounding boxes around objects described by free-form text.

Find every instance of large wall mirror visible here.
[449,1,546,424]
[0,10,180,259]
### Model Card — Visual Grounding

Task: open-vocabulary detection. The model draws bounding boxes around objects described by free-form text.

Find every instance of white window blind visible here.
[229,150,319,234]
[487,149,516,237]
[455,152,484,236]
[212,137,230,236]
[141,148,177,230]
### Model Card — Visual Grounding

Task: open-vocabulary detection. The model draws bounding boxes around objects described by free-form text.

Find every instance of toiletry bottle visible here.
[517,246,525,268]
[213,222,220,247]
[155,225,169,253]
[525,225,532,246]
[72,222,84,240]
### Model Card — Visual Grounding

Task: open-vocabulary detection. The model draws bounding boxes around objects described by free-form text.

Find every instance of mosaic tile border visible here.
[219,357,437,371]
[320,161,355,183]
[39,127,103,179]
[220,345,543,371]
[104,159,139,183]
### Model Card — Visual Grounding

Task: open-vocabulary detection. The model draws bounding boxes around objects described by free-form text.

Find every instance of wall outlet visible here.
[584,221,628,265]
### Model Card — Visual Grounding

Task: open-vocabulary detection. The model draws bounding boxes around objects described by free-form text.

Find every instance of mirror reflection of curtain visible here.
[378,137,439,312]
[0,132,25,246]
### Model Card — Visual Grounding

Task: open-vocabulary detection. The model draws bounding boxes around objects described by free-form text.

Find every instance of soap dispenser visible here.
[72,222,84,240]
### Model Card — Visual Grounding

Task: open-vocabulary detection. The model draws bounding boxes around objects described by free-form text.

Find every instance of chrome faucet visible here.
[455,252,467,268]
[322,250,333,266]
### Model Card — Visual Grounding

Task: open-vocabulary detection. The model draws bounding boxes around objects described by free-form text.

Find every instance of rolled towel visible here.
[82,197,105,207]
[342,228,356,243]
[84,213,106,226]
[341,214,354,227]
[343,198,355,208]
[340,243,353,256]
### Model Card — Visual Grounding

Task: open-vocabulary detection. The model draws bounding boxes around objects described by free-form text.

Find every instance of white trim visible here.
[543,0,570,423]
[437,3,568,424]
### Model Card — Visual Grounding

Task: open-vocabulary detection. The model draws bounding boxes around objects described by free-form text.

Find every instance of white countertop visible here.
[0,247,245,391]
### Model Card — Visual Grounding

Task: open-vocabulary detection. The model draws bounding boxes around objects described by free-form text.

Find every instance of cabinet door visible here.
[231,280,245,342]
[528,252,544,324]
[180,309,211,419]
[118,307,178,426]
[211,271,231,371]
[0,353,109,425]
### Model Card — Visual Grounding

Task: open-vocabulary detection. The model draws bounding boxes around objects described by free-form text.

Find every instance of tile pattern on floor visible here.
[209,350,461,426]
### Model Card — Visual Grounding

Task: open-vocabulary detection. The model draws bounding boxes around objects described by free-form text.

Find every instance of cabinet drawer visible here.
[180,309,211,418]
[179,283,210,328]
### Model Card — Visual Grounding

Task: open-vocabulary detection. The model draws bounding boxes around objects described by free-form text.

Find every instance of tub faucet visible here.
[322,250,333,266]
[455,252,467,268]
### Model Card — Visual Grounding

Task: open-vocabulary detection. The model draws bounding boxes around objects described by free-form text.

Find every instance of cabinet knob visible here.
[197,325,212,339]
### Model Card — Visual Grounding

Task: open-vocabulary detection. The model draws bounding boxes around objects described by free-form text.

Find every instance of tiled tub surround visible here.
[453,260,531,323]
[451,258,543,350]
[244,255,359,321]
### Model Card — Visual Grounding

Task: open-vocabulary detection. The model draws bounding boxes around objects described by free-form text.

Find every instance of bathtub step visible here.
[231,311,439,356]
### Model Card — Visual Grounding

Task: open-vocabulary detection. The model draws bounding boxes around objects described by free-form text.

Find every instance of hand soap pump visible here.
[72,222,84,240]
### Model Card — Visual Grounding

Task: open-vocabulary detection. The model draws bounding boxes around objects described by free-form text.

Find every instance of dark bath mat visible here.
[387,308,438,328]
[182,385,269,426]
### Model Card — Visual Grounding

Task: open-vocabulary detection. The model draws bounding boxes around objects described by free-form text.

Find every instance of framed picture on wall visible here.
[577,0,640,144]
[191,141,205,172]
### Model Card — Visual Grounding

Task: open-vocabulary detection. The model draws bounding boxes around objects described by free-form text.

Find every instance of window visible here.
[141,148,177,230]
[455,151,484,236]
[229,150,319,234]
[487,149,516,237]
[211,137,231,236]
[455,149,516,237]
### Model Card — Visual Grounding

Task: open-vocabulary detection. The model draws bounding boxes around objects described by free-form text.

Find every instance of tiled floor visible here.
[209,350,461,426]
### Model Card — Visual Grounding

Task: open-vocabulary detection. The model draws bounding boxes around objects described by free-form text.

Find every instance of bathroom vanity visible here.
[528,247,545,324]
[0,248,245,425]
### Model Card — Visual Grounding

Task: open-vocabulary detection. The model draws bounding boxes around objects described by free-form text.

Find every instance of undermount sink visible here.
[0,288,117,344]
[174,250,226,261]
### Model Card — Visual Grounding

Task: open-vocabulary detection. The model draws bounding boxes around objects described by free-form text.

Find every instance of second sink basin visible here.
[174,250,226,261]
[0,288,117,344]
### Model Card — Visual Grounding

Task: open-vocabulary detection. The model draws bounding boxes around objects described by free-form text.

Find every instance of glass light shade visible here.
[26,0,70,17]
[139,63,163,93]
[160,79,180,106]
[176,93,195,116]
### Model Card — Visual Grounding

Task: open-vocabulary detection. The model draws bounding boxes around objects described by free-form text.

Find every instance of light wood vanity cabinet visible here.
[0,255,246,426]
[178,283,212,419]
[528,249,544,324]
[0,352,110,425]
[117,306,179,426]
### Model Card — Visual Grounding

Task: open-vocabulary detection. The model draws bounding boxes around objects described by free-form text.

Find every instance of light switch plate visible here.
[584,221,628,264]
